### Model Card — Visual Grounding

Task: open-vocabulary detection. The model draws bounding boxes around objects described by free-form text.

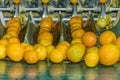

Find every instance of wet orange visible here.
[13,0,20,4]
[82,32,97,47]
[99,30,116,46]
[0,44,6,59]
[100,0,107,3]
[24,50,39,64]
[49,49,63,63]
[8,37,20,45]
[56,41,70,60]
[99,44,120,66]
[6,43,24,62]
[67,43,86,63]
[85,47,99,67]
[72,29,85,39]
[0,39,8,46]
[34,44,47,61]
[37,31,53,43]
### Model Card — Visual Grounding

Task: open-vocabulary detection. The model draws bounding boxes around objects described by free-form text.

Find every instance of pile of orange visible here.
[37,17,54,47]
[69,16,85,39]
[2,17,21,40]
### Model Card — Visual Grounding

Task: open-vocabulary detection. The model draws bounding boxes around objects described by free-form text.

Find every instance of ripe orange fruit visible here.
[39,39,52,47]
[71,38,82,45]
[0,39,8,47]
[67,43,86,63]
[69,16,83,26]
[115,37,120,48]
[99,44,120,66]
[82,32,97,47]
[49,49,63,63]
[99,30,116,46]
[56,41,70,60]
[46,45,55,59]
[85,47,99,67]
[100,0,107,3]
[2,34,12,40]
[72,29,85,39]
[8,37,20,45]
[24,45,34,52]
[0,44,6,59]
[24,50,39,64]
[37,32,53,43]
[13,0,20,4]
[34,44,47,61]
[6,43,24,62]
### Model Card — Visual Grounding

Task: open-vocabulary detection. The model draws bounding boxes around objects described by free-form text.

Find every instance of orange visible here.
[2,34,12,40]
[24,44,34,52]
[41,17,54,28]
[56,41,70,60]
[70,0,78,4]
[42,0,49,4]
[49,49,63,63]
[37,32,53,43]
[99,30,116,46]
[85,47,99,67]
[100,0,107,3]
[13,0,20,4]
[8,37,20,45]
[115,37,120,48]
[20,42,29,49]
[8,63,24,79]
[99,44,120,66]
[34,44,47,61]
[46,45,55,59]
[7,30,18,38]
[7,26,20,34]
[6,43,24,62]
[24,50,39,64]
[67,43,86,63]
[72,29,85,39]
[96,18,107,28]
[71,38,82,45]
[0,44,6,59]
[0,39,8,47]
[69,16,83,26]
[39,39,52,47]
[40,20,52,31]
[82,32,97,47]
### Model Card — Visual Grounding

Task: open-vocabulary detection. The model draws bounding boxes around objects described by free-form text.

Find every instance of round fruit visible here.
[99,44,120,66]
[7,43,24,62]
[49,49,63,63]
[0,44,6,59]
[99,30,116,45]
[85,47,99,67]
[72,29,85,39]
[34,44,47,61]
[67,43,86,63]
[96,18,107,28]
[24,50,39,64]
[82,32,97,47]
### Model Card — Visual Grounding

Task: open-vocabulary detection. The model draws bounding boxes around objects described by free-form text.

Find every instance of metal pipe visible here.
[4,17,116,22]
[0,7,120,12]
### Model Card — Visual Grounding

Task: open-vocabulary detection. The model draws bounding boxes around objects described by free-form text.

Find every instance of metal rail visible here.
[0,7,120,12]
